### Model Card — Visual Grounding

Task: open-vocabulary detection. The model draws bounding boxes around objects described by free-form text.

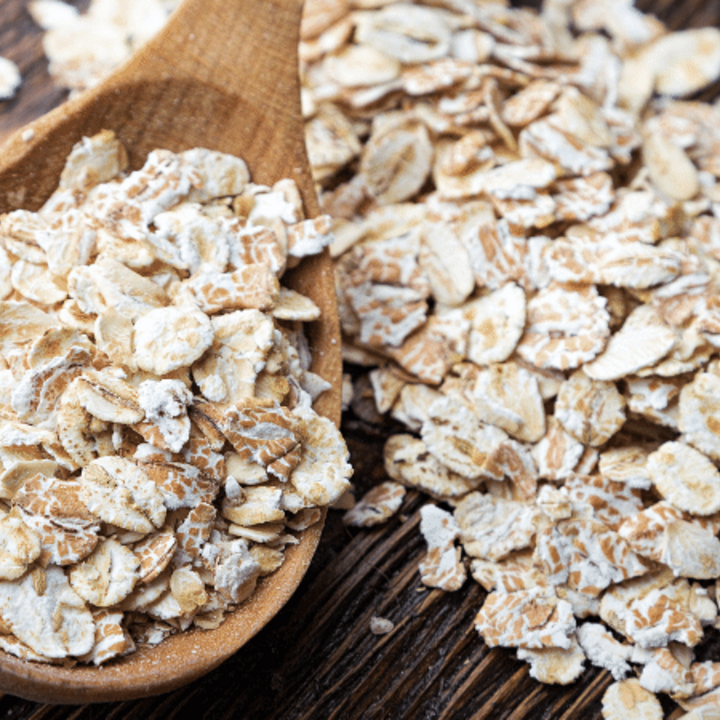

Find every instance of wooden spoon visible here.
[0,0,341,704]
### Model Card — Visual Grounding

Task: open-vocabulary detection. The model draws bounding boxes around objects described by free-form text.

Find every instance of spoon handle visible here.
[0,0,316,215]
[124,0,315,208]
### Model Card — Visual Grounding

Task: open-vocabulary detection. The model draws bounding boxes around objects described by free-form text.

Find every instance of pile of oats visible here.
[0,129,352,665]
[304,0,720,713]
[29,0,180,95]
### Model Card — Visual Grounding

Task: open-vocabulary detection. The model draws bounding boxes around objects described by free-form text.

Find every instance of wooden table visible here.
[0,1,716,717]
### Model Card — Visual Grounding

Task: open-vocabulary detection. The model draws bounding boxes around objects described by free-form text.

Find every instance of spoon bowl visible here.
[0,0,341,703]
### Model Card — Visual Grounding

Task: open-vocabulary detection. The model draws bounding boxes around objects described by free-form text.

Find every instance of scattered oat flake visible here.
[455,492,539,562]
[421,395,507,481]
[602,678,663,720]
[577,623,632,681]
[534,518,648,597]
[418,504,465,591]
[517,635,586,685]
[533,417,585,481]
[384,434,479,500]
[343,481,405,527]
[475,587,576,650]
[565,475,644,531]
[469,362,546,442]
[647,441,720,516]
[555,370,626,447]
[618,502,720,579]
[584,304,677,381]
[369,616,394,635]
[600,570,705,648]
[516,283,610,371]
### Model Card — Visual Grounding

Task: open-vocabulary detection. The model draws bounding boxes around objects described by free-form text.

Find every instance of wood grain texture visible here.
[0,0,718,717]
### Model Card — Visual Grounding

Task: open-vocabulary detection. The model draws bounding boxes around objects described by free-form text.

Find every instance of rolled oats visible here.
[475,586,576,650]
[0,134,350,665]
[343,481,405,527]
[516,283,610,371]
[418,504,466,591]
[577,622,632,681]
[454,492,539,562]
[384,434,478,500]
[516,636,586,685]
[583,305,677,381]
[298,0,720,707]
[468,362,545,442]
[420,394,507,481]
[647,442,720,516]
[464,282,526,366]
[555,370,626,447]
[601,678,663,720]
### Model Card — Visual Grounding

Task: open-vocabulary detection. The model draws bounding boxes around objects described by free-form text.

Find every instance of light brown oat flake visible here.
[600,570,706,648]
[515,283,611,371]
[359,115,433,206]
[384,434,479,500]
[625,375,682,430]
[564,475,644,531]
[343,481,406,527]
[601,678,663,720]
[646,441,720,516]
[679,371,720,461]
[534,518,648,597]
[418,220,475,307]
[618,502,720,580]
[418,504,466,592]
[470,549,548,594]
[133,306,214,376]
[69,537,140,607]
[464,283,526,366]
[134,529,176,584]
[598,447,652,490]
[555,370,626,447]
[532,417,585,482]
[454,491,539,562]
[80,609,132,667]
[368,367,406,415]
[553,172,615,222]
[468,362,546,443]
[583,304,677,381]
[0,507,41,580]
[0,566,95,659]
[420,394,507,481]
[501,79,561,128]
[475,587,576,650]
[517,636,586,685]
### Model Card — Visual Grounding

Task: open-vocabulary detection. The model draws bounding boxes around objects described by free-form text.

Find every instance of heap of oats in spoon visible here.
[0,130,351,666]
[301,0,720,715]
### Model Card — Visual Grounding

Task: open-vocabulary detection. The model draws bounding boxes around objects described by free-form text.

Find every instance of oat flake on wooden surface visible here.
[307,0,720,709]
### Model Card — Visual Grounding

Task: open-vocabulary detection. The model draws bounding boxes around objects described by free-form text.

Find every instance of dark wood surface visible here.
[0,0,718,717]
